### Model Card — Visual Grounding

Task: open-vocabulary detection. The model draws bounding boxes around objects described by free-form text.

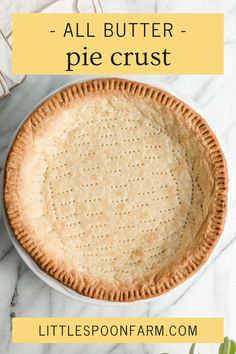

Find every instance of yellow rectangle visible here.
[12,318,224,343]
[12,13,224,75]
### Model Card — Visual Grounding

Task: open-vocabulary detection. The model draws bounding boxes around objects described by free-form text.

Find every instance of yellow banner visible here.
[12,318,223,343]
[12,13,224,75]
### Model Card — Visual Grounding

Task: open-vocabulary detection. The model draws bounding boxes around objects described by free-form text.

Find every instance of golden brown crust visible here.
[4,78,228,302]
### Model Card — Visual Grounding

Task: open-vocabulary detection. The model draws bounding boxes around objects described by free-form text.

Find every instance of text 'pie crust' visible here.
[4,78,228,301]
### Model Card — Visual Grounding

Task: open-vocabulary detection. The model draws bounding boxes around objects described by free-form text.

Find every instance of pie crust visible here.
[4,78,228,302]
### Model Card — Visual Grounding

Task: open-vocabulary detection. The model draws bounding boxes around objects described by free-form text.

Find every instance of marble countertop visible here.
[1,1,236,354]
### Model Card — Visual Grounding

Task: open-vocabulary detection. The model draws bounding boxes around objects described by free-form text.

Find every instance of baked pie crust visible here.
[4,78,228,302]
